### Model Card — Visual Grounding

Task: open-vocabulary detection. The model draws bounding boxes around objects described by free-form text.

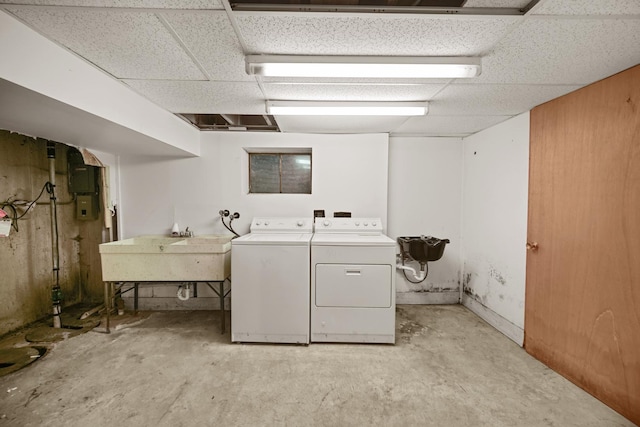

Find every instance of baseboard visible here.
[461,294,524,346]
[396,291,460,305]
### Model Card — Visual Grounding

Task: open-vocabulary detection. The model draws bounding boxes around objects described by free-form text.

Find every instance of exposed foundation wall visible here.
[387,137,463,304]
[460,113,530,345]
[0,130,105,336]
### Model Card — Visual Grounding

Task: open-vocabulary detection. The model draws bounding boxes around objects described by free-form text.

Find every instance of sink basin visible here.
[398,236,450,263]
[99,235,233,282]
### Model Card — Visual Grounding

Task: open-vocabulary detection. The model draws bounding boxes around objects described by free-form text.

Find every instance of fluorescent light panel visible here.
[247,55,481,79]
[266,101,428,116]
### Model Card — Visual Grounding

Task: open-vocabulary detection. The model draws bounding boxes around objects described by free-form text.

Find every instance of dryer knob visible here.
[372,221,377,226]
[323,220,330,227]
[255,221,261,226]
[264,221,270,226]
[363,222,369,226]
[355,222,360,226]
[297,220,304,227]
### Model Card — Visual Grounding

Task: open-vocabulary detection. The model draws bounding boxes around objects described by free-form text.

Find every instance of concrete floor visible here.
[0,305,633,426]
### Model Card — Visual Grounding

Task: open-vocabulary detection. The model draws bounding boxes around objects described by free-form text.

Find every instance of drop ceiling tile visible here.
[431,84,582,116]
[163,11,253,82]
[461,17,640,85]
[532,0,640,15]
[263,83,445,102]
[391,115,513,136]
[236,14,520,56]
[1,0,222,8]
[275,115,410,134]
[6,8,206,80]
[123,80,266,113]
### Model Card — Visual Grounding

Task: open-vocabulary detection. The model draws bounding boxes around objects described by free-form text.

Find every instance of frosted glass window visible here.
[249,153,311,194]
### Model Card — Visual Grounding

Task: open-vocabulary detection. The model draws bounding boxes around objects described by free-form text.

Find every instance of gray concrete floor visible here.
[0,305,633,426]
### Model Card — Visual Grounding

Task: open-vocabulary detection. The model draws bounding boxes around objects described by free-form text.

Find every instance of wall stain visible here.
[489,266,507,286]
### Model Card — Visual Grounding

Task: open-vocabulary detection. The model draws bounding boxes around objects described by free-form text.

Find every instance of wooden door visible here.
[526,65,640,425]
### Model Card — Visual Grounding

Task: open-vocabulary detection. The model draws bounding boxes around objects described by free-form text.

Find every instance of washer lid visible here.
[233,232,313,245]
[311,233,395,247]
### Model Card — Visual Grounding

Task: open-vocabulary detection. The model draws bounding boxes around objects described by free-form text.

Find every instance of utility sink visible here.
[397,236,450,263]
[99,235,233,282]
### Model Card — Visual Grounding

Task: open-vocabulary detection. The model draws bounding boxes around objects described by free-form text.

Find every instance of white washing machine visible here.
[311,217,396,344]
[231,217,312,344]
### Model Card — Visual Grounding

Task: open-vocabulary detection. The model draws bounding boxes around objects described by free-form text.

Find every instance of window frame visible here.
[247,150,312,194]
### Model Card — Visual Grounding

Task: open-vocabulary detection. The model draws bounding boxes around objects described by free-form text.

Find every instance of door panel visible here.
[526,65,640,424]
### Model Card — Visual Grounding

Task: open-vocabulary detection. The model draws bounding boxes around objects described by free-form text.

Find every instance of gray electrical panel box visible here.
[69,164,98,194]
[76,194,97,221]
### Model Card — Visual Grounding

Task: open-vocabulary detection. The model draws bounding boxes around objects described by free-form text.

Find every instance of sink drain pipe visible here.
[177,284,190,301]
[396,262,428,283]
[47,142,62,328]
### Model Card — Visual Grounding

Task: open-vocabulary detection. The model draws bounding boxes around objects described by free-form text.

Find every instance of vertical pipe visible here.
[47,142,62,328]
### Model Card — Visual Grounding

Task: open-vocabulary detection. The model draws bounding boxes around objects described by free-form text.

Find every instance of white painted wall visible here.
[119,132,389,238]
[0,11,199,157]
[116,131,388,309]
[388,137,463,304]
[461,112,529,345]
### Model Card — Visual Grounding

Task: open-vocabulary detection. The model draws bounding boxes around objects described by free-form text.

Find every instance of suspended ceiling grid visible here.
[0,0,639,136]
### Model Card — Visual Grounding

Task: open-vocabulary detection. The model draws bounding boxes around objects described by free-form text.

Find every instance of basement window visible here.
[248,150,311,194]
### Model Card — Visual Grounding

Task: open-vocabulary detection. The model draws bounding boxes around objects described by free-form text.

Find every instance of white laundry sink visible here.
[99,235,232,282]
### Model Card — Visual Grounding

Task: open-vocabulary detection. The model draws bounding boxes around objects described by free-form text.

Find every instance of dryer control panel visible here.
[314,217,383,234]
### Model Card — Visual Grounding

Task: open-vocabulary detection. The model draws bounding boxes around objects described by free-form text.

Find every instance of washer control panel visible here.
[251,217,313,233]
[314,217,383,234]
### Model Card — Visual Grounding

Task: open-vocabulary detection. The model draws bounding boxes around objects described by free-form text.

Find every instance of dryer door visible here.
[315,264,392,308]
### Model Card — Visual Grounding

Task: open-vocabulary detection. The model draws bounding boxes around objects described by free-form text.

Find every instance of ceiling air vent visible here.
[177,114,280,132]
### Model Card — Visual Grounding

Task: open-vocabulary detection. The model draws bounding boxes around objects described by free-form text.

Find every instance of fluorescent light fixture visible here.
[246,55,481,79]
[266,101,428,116]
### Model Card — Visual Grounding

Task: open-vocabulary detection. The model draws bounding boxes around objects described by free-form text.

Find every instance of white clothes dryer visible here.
[231,217,312,344]
[311,217,396,344]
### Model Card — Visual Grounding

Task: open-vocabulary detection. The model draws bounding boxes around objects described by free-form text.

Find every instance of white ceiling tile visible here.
[7,8,206,79]
[464,0,530,8]
[275,115,410,134]
[163,11,252,82]
[392,115,513,136]
[1,0,222,8]
[236,14,520,56]
[532,0,640,15]
[463,17,640,85]
[431,84,582,115]
[263,83,445,102]
[123,80,266,113]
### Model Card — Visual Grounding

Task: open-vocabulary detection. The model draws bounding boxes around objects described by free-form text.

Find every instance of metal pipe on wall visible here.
[47,141,62,328]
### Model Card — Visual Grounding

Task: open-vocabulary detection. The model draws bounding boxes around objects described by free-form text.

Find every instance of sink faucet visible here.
[181,227,194,238]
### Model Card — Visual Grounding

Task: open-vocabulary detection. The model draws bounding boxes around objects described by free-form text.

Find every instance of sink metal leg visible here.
[104,281,110,333]
[134,283,139,313]
[220,281,225,334]
[206,280,231,335]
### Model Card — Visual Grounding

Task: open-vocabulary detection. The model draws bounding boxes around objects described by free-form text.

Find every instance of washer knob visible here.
[297,220,304,227]
[355,222,360,226]
[372,221,377,226]
[264,221,270,226]
[323,220,330,227]
[255,221,261,226]
[364,222,368,226]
